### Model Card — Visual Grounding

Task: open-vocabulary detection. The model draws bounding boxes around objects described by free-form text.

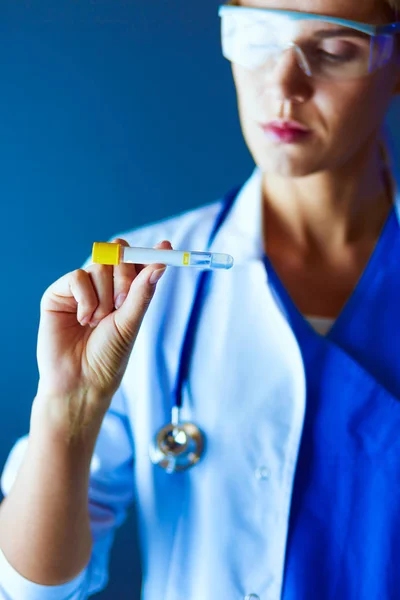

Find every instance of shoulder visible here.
[110,200,224,250]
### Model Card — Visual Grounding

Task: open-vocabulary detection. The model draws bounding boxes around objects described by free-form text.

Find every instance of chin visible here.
[255,149,323,179]
[245,128,324,178]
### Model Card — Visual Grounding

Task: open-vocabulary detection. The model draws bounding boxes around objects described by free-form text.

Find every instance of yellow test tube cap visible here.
[92,242,121,265]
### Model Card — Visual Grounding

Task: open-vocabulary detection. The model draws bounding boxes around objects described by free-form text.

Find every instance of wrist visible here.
[30,388,108,450]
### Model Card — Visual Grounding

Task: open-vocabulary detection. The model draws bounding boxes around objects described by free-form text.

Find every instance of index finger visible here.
[112,237,173,309]
[111,238,138,309]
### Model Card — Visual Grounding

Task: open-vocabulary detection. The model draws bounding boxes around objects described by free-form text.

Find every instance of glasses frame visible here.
[218,1,400,36]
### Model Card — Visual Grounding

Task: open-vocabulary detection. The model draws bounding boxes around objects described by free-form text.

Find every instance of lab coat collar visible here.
[210,166,264,264]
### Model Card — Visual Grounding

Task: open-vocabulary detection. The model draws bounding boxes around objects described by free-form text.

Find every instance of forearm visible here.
[0,394,104,586]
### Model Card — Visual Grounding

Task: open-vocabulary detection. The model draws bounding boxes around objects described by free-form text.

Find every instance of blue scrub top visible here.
[263,206,400,598]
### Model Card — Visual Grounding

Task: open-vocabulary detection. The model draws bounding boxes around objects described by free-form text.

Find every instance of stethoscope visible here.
[149,182,242,474]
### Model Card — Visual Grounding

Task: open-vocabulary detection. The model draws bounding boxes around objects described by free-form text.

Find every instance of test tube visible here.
[92,242,234,270]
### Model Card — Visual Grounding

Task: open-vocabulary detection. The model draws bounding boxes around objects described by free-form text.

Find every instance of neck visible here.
[261,140,393,260]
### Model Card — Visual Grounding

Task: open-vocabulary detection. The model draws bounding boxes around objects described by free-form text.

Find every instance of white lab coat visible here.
[0,165,308,600]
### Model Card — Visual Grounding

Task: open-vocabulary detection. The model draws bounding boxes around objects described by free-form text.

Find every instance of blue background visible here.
[0,1,399,598]
[0,1,253,597]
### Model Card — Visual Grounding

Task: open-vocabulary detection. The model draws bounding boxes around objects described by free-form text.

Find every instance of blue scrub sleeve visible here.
[0,386,136,600]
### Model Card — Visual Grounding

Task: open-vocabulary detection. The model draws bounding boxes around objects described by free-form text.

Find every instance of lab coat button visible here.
[244,595,260,600]
[255,466,270,480]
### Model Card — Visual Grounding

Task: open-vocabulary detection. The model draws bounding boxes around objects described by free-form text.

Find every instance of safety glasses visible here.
[218,1,400,80]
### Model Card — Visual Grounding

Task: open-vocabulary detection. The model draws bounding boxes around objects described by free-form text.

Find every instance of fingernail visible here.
[89,319,100,328]
[80,317,90,326]
[115,293,127,309]
[149,267,166,285]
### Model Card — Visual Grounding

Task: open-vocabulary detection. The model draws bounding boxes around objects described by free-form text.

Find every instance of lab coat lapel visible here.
[184,165,306,438]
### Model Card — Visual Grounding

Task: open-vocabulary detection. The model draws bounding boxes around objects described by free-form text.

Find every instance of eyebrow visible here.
[313,29,370,39]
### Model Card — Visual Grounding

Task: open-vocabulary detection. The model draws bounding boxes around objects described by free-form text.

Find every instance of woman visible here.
[0,0,399,598]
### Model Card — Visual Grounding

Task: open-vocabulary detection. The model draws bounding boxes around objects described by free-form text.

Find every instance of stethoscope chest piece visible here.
[149,421,205,474]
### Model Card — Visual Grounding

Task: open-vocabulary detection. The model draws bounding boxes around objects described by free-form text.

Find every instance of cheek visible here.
[315,77,393,142]
[231,64,274,115]
[231,66,253,116]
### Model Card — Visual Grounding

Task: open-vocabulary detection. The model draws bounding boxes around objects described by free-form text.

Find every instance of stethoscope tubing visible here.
[171,183,243,412]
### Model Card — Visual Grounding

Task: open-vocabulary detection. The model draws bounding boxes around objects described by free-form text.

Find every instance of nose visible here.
[260,45,313,105]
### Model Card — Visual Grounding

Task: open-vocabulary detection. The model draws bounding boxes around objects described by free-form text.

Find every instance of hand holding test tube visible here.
[92,242,234,270]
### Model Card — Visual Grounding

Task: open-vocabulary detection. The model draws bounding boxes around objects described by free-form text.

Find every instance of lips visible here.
[260,119,312,143]
[261,119,310,132]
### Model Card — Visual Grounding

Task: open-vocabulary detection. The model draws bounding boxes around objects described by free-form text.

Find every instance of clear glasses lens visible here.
[220,10,395,80]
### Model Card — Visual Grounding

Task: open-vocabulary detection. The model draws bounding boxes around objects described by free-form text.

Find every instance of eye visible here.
[317,49,349,63]
[317,40,361,61]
